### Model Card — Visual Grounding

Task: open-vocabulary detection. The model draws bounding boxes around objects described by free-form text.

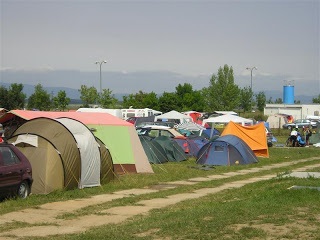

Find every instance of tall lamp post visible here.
[95,60,107,94]
[246,66,257,91]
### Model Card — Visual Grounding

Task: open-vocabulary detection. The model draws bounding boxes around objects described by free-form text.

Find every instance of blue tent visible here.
[196,134,258,166]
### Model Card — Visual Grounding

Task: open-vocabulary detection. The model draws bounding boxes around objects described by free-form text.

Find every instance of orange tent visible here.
[221,121,269,158]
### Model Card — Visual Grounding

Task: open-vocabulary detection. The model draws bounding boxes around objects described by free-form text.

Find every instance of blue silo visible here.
[283,84,294,104]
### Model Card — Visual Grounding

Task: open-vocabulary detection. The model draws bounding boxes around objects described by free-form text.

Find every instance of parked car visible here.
[136,125,183,138]
[0,143,33,199]
[282,119,317,130]
[135,121,175,128]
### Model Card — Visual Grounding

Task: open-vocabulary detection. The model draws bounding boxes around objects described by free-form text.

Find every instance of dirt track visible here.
[1,157,320,239]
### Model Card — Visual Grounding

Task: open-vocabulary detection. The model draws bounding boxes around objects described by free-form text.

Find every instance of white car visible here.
[136,125,183,138]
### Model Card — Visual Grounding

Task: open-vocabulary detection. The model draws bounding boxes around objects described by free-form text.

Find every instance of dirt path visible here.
[1,157,320,239]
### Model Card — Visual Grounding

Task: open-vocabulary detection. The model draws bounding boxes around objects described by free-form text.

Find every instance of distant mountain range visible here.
[1,69,318,104]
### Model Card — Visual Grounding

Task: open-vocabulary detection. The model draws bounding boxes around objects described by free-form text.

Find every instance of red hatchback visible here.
[0,143,33,199]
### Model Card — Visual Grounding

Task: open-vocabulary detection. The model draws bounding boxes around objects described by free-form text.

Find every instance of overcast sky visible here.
[1,0,319,93]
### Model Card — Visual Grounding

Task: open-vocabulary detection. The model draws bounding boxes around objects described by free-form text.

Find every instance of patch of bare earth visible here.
[230,219,318,239]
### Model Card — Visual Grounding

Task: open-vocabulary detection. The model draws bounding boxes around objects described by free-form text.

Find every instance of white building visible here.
[264,104,320,120]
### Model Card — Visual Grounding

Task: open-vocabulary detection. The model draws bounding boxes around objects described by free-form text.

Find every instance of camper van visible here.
[121,108,154,120]
[76,108,122,119]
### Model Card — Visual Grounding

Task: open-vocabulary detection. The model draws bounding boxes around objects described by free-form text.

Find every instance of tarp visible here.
[221,121,269,158]
[154,110,193,124]
[196,135,259,166]
[0,110,153,174]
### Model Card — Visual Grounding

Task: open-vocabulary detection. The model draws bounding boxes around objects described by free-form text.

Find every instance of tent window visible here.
[214,145,224,152]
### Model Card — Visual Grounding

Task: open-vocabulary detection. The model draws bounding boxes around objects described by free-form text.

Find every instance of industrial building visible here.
[264,81,320,120]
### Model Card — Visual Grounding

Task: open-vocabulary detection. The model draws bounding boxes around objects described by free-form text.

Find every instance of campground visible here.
[1,145,320,239]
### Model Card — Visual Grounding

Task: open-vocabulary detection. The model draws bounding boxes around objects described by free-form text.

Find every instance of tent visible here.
[153,136,187,162]
[139,136,168,164]
[196,135,259,166]
[95,137,115,183]
[221,121,269,158]
[154,110,193,124]
[55,117,101,188]
[202,114,253,126]
[0,110,153,174]
[174,135,209,157]
[266,114,292,129]
[8,117,115,194]
[9,134,65,194]
[8,118,82,192]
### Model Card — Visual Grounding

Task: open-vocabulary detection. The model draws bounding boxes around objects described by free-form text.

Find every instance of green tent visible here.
[153,136,187,162]
[139,136,168,164]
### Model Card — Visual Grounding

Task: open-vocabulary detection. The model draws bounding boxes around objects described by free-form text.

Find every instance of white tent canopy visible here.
[154,110,193,124]
[203,114,253,126]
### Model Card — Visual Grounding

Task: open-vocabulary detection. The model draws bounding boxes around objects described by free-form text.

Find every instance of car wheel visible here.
[17,181,30,199]
[288,126,292,130]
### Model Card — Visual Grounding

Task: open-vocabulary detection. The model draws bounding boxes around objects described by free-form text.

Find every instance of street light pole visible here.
[95,60,107,94]
[246,66,257,91]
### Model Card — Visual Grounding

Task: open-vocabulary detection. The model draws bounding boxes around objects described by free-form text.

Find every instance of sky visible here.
[1,0,319,95]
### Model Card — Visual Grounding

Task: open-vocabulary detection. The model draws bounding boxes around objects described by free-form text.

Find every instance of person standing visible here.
[304,126,312,146]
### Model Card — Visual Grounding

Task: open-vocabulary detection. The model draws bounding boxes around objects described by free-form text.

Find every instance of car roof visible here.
[138,125,171,129]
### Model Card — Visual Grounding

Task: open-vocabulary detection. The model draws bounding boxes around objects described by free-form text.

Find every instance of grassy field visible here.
[1,134,320,239]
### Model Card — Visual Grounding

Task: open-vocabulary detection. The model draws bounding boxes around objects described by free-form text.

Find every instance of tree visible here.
[203,64,240,111]
[312,95,320,104]
[158,92,179,113]
[99,88,117,108]
[0,86,9,109]
[274,98,283,104]
[267,97,273,104]
[27,84,51,110]
[7,83,26,110]
[79,85,98,107]
[0,84,26,110]
[122,91,159,110]
[255,91,266,112]
[52,90,70,111]
[175,83,205,112]
[239,87,253,112]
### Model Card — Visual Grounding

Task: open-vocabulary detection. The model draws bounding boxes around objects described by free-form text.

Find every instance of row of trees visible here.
[1,64,319,112]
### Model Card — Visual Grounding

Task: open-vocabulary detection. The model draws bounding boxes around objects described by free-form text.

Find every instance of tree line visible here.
[1,64,319,112]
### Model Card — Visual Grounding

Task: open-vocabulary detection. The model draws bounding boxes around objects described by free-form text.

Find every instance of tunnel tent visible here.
[9,134,64,194]
[10,117,81,190]
[56,117,101,188]
[95,137,115,183]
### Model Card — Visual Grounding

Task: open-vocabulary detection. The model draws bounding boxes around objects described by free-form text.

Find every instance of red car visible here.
[0,142,33,199]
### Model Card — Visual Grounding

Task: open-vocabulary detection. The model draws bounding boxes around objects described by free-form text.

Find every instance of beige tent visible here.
[8,117,115,194]
[266,114,290,129]
[9,134,64,194]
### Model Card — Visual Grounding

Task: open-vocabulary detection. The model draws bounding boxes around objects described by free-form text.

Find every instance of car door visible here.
[0,146,22,197]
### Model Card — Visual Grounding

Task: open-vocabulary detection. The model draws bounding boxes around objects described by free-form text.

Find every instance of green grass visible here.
[1,135,320,239]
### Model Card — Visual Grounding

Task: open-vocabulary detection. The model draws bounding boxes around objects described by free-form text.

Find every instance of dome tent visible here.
[196,135,258,166]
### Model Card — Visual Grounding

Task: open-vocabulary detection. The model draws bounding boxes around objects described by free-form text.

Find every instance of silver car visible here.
[282,119,317,130]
